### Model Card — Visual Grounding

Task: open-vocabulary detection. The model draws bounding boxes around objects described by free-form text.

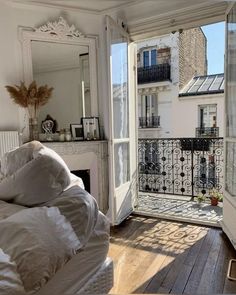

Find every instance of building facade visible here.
[137,33,179,138]
[176,73,224,138]
[179,28,207,90]
[137,27,210,139]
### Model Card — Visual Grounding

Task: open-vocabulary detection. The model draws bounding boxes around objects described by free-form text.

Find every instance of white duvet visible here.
[0,141,107,295]
[0,207,80,294]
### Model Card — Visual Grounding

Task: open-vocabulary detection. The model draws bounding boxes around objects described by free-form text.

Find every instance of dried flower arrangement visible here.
[5,81,53,119]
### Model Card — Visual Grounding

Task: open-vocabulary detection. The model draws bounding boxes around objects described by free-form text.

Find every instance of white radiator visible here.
[0,131,19,158]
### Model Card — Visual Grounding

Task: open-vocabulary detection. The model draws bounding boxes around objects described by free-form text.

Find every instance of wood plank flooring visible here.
[108,215,236,294]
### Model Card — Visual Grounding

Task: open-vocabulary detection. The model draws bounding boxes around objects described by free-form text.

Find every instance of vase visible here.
[29,117,39,141]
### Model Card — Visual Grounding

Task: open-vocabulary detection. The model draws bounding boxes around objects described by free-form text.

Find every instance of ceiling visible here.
[10,0,141,13]
[126,0,228,40]
[10,0,229,40]
[10,0,228,15]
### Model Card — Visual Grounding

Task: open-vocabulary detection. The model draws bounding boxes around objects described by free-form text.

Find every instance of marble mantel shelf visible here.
[43,140,109,213]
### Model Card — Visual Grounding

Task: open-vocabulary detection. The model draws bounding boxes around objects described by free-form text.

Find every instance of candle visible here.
[93,118,96,139]
[86,121,90,140]
[82,80,85,117]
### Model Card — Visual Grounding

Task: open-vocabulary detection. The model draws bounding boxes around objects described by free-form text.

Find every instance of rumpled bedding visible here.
[0,141,109,295]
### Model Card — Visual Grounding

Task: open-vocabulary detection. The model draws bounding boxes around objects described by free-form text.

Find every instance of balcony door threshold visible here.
[135,193,222,228]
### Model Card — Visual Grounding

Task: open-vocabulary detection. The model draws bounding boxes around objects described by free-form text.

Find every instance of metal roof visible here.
[179,73,224,97]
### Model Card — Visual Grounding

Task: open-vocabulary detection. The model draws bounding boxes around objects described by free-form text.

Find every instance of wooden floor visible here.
[108,215,236,294]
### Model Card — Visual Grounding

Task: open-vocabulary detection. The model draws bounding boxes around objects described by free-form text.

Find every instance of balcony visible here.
[138,63,171,84]
[138,137,223,197]
[137,137,224,226]
[196,127,219,138]
[139,115,160,128]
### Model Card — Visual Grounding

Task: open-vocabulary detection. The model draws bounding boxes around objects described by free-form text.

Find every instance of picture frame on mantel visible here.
[70,124,84,141]
[81,117,100,140]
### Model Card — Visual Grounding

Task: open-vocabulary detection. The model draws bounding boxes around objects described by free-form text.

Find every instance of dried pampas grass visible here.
[5,81,53,118]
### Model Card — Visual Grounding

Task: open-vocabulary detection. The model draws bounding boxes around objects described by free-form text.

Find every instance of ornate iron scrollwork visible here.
[138,137,224,197]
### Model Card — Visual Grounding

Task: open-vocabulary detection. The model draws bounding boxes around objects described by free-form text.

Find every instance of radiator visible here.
[0,131,19,158]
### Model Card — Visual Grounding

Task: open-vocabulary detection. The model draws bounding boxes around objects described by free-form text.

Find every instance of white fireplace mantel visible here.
[43,140,108,213]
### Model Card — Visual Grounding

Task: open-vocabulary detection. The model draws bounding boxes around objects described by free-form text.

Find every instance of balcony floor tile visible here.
[135,193,222,228]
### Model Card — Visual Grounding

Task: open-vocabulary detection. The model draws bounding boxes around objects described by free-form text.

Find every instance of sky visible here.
[201,22,225,75]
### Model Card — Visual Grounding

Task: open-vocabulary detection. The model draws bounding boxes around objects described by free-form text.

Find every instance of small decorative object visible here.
[196,194,206,205]
[5,81,53,141]
[209,189,223,206]
[41,115,57,141]
[70,124,83,141]
[41,115,57,133]
[59,129,65,142]
[81,117,100,140]
[65,129,72,141]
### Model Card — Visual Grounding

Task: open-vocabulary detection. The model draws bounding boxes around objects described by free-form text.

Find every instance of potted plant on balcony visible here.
[196,193,206,205]
[209,189,223,206]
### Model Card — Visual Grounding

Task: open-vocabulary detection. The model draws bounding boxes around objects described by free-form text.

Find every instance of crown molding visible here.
[8,0,140,15]
[100,0,142,14]
[8,0,101,14]
[128,1,227,40]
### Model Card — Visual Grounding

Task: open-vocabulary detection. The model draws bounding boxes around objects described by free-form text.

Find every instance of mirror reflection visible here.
[31,41,91,131]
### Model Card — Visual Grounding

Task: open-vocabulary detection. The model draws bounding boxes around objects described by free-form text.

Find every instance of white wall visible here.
[0,3,20,130]
[0,1,109,137]
[172,93,225,138]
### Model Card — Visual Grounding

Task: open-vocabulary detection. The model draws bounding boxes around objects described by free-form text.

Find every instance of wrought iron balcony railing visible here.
[138,137,224,197]
[138,63,171,84]
[139,116,160,128]
[196,127,219,138]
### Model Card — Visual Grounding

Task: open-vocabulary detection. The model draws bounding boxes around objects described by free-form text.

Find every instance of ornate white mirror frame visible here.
[19,17,98,140]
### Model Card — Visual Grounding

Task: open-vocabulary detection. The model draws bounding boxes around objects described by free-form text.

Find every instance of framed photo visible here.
[81,117,100,140]
[70,124,84,140]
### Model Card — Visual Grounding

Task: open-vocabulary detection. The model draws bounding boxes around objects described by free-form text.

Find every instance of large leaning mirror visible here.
[31,41,91,128]
[20,17,98,137]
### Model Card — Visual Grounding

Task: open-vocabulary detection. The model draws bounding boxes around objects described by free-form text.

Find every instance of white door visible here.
[222,3,236,250]
[106,16,137,225]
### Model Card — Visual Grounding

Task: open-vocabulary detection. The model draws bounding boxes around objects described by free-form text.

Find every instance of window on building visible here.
[143,51,149,67]
[138,94,159,128]
[143,49,157,67]
[199,104,217,128]
[151,49,157,66]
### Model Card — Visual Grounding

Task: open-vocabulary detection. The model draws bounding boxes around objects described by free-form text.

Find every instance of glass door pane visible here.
[226,4,236,198]
[226,5,236,138]
[114,142,130,187]
[111,31,129,139]
[106,16,136,225]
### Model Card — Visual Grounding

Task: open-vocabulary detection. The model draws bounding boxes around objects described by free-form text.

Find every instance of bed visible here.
[0,141,113,295]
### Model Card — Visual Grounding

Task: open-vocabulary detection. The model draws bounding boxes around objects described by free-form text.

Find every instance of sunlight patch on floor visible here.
[135,193,222,227]
[109,219,209,294]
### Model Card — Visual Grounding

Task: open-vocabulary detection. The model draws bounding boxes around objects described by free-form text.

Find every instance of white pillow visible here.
[0,142,73,206]
[1,141,43,177]
[0,153,71,206]
[33,145,71,176]
[0,207,80,293]
[0,248,25,295]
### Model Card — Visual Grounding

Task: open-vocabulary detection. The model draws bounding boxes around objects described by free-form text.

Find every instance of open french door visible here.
[222,3,236,250]
[106,16,138,225]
